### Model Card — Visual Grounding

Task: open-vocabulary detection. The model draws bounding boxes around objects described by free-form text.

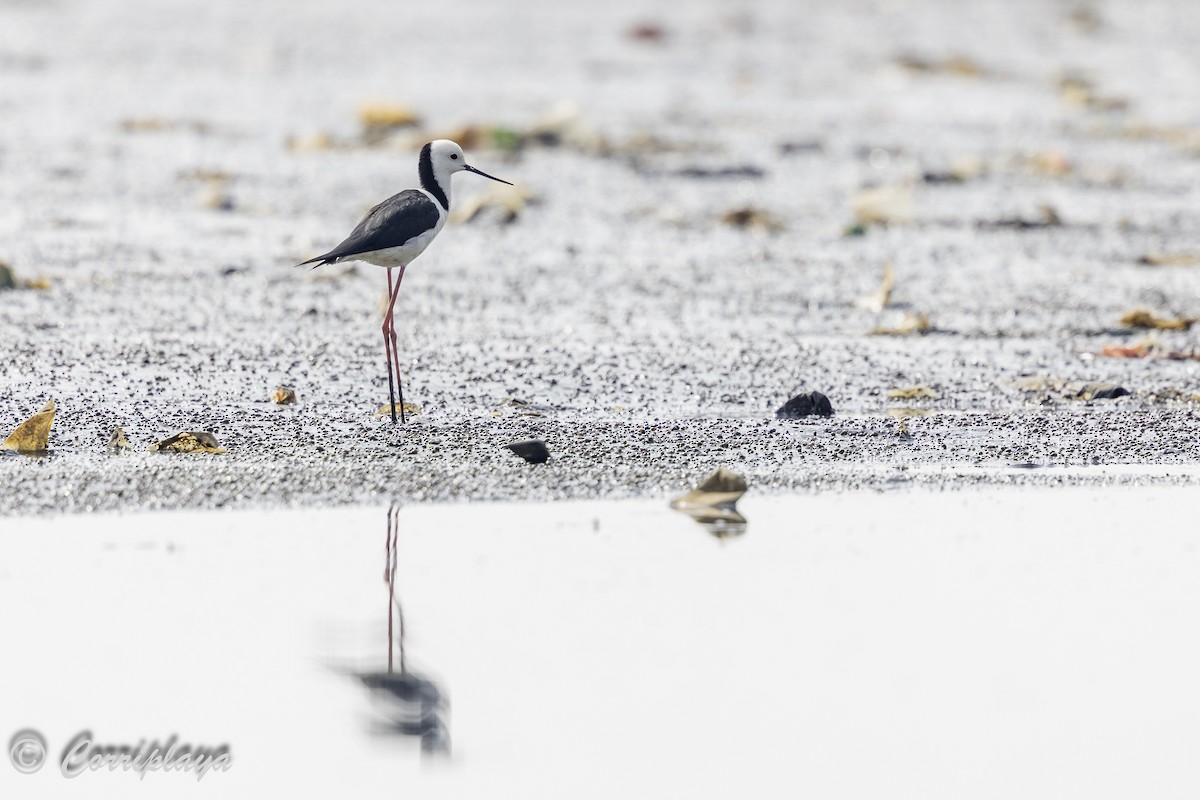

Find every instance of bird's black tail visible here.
[295,254,338,270]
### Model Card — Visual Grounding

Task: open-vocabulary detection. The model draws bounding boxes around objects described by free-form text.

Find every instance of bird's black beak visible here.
[464,164,513,185]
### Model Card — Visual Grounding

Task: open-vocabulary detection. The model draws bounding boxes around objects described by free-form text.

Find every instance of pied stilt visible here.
[298,139,512,423]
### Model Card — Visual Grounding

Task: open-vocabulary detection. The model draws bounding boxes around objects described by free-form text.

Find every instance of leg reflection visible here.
[356,501,450,755]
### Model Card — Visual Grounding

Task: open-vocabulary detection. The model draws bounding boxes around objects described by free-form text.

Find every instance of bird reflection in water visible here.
[354,502,450,755]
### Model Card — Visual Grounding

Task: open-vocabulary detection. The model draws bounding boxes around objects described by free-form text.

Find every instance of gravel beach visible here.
[2,0,1199,514]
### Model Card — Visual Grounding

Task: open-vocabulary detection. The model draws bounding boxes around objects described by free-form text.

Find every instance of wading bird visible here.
[298,140,512,423]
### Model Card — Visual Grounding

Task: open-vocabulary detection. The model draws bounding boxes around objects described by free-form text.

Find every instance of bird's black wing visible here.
[297,189,440,267]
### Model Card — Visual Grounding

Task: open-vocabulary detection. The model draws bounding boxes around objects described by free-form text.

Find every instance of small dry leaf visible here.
[421,125,492,152]
[852,185,914,225]
[1057,73,1128,112]
[1066,6,1103,32]
[1,400,55,454]
[858,260,896,311]
[0,260,18,290]
[271,385,298,404]
[1058,76,1092,107]
[452,184,534,224]
[628,22,667,42]
[21,276,52,290]
[719,206,785,232]
[1099,344,1153,358]
[119,117,211,134]
[286,131,337,152]
[1148,388,1200,404]
[894,54,983,77]
[1026,151,1071,177]
[358,103,421,130]
[980,204,1062,230]
[199,183,235,211]
[149,431,227,454]
[670,467,748,510]
[1138,253,1200,267]
[490,398,547,418]
[108,427,132,452]
[375,403,421,419]
[924,155,989,183]
[119,117,169,132]
[1074,383,1130,401]
[951,155,988,181]
[887,385,940,400]
[1098,343,1200,361]
[1119,309,1194,331]
[359,104,422,146]
[871,312,932,336]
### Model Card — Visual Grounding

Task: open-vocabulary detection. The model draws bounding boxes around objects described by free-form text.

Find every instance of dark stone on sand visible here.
[775,391,834,419]
[505,439,551,464]
[778,140,824,155]
[1076,383,1131,400]
[922,171,964,184]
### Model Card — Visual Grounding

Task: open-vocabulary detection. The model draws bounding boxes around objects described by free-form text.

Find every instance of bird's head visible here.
[425,139,512,185]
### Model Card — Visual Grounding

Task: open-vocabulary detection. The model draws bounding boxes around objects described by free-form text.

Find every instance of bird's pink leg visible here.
[383,269,399,424]
[385,264,409,424]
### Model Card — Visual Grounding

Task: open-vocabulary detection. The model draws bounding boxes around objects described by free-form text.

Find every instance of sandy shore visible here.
[1,0,1199,514]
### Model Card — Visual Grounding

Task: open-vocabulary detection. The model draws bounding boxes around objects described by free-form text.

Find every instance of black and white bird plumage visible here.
[296,139,512,423]
[299,189,444,269]
[298,139,511,270]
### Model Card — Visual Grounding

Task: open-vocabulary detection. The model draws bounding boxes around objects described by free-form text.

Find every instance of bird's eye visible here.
[450,153,459,160]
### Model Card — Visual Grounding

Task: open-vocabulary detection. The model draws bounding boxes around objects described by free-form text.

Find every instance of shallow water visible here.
[4,485,1200,797]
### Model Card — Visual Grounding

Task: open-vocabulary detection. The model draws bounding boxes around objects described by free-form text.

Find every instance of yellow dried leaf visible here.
[1119,309,1194,331]
[852,185,914,225]
[149,431,227,454]
[1026,151,1071,177]
[1,400,55,454]
[894,54,983,77]
[452,184,534,224]
[376,403,421,419]
[108,427,132,452]
[1138,253,1200,267]
[271,385,298,404]
[286,131,336,152]
[887,385,940,400]
[358,103,421,130]
[871,312,932,336]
